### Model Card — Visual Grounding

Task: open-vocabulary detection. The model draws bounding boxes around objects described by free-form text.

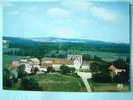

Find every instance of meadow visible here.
[88,79,129,92]
[8,73,87,92]
[82,51,129,61]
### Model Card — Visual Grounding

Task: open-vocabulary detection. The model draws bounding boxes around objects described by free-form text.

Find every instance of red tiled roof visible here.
[108,65,126,72]
[41,58,73,65]
[82,61,93,65]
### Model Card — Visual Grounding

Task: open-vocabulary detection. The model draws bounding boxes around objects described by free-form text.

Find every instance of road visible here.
[77,72,92,92]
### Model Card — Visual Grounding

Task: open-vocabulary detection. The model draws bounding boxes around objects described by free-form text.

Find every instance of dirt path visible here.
[81,77,91,92]
[77,72,92,92]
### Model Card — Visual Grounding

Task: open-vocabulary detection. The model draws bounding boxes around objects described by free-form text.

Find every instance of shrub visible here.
[47,67,55,73]
[3,68,13,88]
[21,77,43,91]
[113,72,129,83]
[60,65,75,75]
[93,72,112,83]
[31,67,39,74]
[17,64,27,78]
[71,73,80,78]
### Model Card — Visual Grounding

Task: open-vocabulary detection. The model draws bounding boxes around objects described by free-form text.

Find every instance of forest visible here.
[3,36,130,61]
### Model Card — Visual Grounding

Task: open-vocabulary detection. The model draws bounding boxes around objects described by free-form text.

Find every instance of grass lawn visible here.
[29,73,87,92]
[88,80,129,92]
[10,73,87,92]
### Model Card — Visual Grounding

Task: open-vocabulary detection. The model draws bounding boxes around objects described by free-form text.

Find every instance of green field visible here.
[88,80,129,92]
[3,55,86,91]
[28,74,86,92]
[3,54,129,92]
[3,55,24,68]
[10,73,87,92]
[86,51,129,61]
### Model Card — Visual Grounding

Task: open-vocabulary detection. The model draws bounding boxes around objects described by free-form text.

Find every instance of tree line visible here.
[4,40,130,58]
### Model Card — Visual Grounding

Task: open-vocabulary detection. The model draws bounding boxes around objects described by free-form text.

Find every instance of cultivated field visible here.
[86,51,129,61]
[88,80,129,92]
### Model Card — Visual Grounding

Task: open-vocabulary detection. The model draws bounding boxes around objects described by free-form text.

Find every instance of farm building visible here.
[12,58,47,74]
[11,54,92,73]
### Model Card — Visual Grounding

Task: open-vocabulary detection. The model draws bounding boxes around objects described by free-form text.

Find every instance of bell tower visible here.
[67,55,82,69]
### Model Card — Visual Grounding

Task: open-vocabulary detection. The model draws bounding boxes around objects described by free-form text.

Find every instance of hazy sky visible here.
[3,2,130,43]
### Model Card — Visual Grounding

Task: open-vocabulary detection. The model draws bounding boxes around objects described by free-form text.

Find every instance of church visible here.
[41,54,92,71]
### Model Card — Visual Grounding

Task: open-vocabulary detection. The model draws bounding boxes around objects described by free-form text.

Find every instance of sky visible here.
[3,1,130,43]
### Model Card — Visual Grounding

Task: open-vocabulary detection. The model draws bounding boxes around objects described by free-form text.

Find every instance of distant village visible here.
[11,54,126,76]
[11,55,92,74]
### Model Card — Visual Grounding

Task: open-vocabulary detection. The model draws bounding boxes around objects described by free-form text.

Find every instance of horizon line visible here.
[3,35,130,44]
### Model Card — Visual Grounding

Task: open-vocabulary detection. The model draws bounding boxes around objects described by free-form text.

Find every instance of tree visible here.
[21,77,43,91]
[112,58,129,83]
[31,67,39,75]
[60,65,71,74]
[3,68,13,88]
[83,54,91,61]
[17,64,27,78]
[126,57,130,63]
[60,65,75,74]
[47,67,54,73]
[90,62,108,73]
[92,72,112,83]
[90,61,112,83]
[113,71,129,83]
[69,67,75,73]
[112,58,128,69]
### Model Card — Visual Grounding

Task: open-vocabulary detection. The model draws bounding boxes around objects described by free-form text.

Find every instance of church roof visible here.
[41,58,73,65]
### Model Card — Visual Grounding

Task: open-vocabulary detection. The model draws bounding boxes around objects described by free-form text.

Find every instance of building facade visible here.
[41,55,91,70]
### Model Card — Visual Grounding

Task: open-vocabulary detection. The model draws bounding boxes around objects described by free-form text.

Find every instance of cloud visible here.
[89,6,116,21]
[46,8,70,18]
[62,1,116,21]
